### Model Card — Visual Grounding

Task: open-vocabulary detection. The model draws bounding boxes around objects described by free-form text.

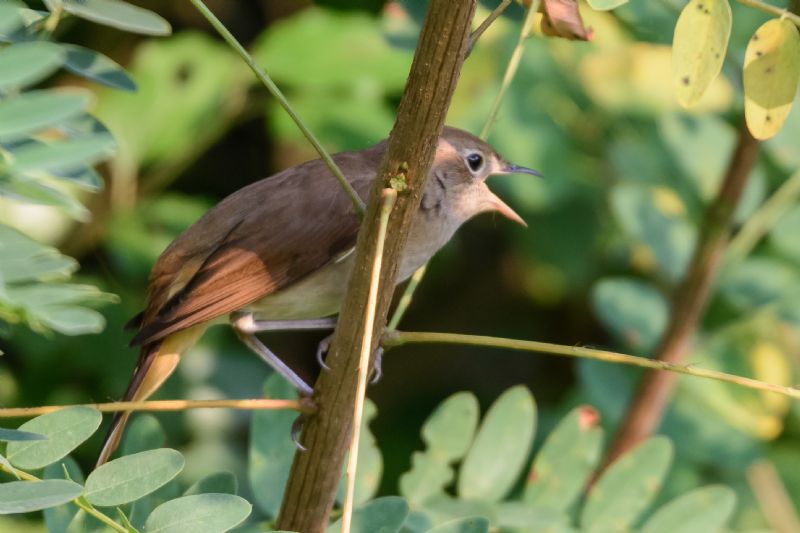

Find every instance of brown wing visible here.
[130,145,383,346]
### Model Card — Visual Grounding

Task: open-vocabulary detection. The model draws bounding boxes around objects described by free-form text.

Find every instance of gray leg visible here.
[231,313,318,397]
[235,315,337,333]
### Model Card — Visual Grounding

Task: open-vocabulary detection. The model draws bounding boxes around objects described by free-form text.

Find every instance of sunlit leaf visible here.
[744,18,800,140]
[587,0,628,10]
[0,480,83,514]
[672,0,731,107]
[0,41,64,91]
[61,0,171,36]
[6,406,101,470]
[144,494,251,533]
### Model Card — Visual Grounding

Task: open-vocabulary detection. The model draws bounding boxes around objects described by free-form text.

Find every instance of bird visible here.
[96,126,540,465]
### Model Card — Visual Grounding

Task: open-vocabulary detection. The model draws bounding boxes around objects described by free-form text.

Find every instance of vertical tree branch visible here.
[605,123,760,465]
[276,2,477,531]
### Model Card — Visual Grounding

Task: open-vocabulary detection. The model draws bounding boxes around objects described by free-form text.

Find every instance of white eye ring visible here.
[465,152,484,173]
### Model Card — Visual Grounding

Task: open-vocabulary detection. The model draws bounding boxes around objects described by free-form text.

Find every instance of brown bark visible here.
[605,122,760,465]
[275,1,477,531]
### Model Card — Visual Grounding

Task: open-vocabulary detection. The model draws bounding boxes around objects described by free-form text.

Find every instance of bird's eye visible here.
[466,152,484,172]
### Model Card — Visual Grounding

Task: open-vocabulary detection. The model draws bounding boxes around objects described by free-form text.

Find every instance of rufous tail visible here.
[96,326,205,467]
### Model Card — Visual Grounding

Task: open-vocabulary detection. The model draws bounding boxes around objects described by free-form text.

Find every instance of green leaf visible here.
[641,485,735,533]
[121,414,166,456]
[84,449,184,507]
[587,0,628,10]
[610,182,696,281]
[591,277,668,352]
[770,203,800,261]
[62,44,137,92]
[252,7,411,91]
[0,176,90,221]
[419,495,495,526]
[4,282,117,335]
[719,258,800,311]
[457,386,536,502]
[0,480,83,514]
[184,471,238,496]
[0,223,76,283]
[248,374,297,518]
[421,392,479,461]
[61,0,171,36]
[324,496,409,533]
[400,392,479,506]
[0,454,17,480]
[672,0,731,107]
[0,90,90,140]
[0,2,26,39]
[144,494,251,533]
[744,18,800,140]
[581,437,674,532]
[0,427,46,441]
[43,456,84,533]
[495,503,574,533]
[10,133,116,175]
[0,41,65,91]
[524,406,604,510]
[425,517,489,533]
[6,406,101,469]
[400,453,453,507]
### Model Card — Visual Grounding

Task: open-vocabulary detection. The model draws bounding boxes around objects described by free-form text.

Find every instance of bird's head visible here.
[427,127,541,228]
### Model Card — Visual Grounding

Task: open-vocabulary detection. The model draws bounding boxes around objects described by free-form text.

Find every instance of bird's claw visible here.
[316,334,333,370]
[370,346,383,384]
[291,413,308,452]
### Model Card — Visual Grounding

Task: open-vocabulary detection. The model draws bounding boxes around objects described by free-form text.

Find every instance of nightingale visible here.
[97,126,540,465]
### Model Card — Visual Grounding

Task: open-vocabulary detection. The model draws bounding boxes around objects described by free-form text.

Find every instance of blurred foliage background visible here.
[1,0,800,530]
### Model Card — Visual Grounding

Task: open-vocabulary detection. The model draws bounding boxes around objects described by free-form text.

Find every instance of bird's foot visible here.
[316,334,383,384]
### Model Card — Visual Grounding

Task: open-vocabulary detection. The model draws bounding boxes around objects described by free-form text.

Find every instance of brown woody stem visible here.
[605,122,760,465]
[276,2,477,531]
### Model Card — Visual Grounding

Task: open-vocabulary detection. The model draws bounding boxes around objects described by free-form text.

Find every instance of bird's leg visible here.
[316,333,384,384]
[240,317,337,332]
[230,313,322,397]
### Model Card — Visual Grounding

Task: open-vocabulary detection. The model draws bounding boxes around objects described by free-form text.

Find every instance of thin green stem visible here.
[480,0,540,140]
[0,465,127,533]
[728,168,800,263]
[187,0,365,218]
[342,189,397,533]
[736,0,800,26]
[387,263,427,329]
[467,0,513,56]
[382,330,800,401]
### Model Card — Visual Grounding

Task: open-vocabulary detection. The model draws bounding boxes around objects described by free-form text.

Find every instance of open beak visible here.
[490,192,527,227]
[485,161,541,227]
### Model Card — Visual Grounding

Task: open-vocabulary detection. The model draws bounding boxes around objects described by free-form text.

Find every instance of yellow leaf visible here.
[672,0,732,107]
[744,18,800,140]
